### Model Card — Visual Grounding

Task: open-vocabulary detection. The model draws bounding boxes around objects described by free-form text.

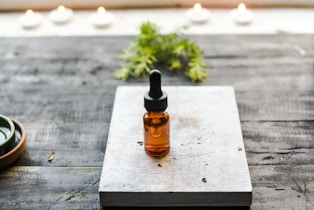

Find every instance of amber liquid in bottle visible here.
[144,111,170,158]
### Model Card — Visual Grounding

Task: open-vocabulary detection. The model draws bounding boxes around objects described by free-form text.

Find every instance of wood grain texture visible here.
[99,86,252,206]
[0,166,102,209]
[0,34,313,209]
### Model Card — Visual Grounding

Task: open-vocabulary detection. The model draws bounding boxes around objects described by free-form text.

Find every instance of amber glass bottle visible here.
[144,69,170,158]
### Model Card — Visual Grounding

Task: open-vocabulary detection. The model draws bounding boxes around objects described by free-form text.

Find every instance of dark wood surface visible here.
[0,34,313,209]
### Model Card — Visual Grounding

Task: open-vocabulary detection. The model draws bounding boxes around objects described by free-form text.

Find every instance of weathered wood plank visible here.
[0,166,102,210]
[250,165,314,210]
[0,165,313,209]
[0,35,313,209]
[99,86,252,207]
[1,35,313,122]
[0,85,113,167]
[242,121,314,166]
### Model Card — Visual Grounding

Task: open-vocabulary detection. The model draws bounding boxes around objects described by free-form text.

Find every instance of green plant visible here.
[114,21,208,83]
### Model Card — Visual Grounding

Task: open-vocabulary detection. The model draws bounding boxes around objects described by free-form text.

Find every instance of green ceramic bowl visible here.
[0,118,27,170]
[0,115,15,156]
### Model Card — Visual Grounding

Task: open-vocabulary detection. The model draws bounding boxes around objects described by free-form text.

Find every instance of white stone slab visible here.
[99,86,252,207]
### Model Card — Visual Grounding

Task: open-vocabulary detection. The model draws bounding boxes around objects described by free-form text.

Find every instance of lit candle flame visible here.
[193,3,202,13]
[26,9,34,16]
[238,3,247,13]
[58,5,66,12]
[97,7,106,15]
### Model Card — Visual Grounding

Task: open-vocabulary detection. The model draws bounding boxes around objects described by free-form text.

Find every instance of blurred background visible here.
[0,0,314,36]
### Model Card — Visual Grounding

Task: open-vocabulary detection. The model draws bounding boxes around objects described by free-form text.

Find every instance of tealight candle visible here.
[49,5,73,24]
[230,3,254,25]
[90,7,114,28]
[186,3,210,24]
[19,9,42,29]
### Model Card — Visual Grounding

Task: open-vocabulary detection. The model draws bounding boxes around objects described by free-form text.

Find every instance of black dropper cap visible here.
[144,69,168,112]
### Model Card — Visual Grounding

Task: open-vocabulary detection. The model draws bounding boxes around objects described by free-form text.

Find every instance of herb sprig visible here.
[114,22,208,83]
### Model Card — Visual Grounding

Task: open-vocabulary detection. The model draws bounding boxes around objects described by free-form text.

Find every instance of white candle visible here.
[186,3,210,24]
[90,7,114,28]
[49,5,73,24]
[19,9,42,29]
[230,3,254,25]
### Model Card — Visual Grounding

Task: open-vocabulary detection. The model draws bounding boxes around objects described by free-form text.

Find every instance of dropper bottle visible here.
[144,69,170,158]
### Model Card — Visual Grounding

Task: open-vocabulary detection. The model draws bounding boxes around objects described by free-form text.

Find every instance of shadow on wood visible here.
[102,207,250,210]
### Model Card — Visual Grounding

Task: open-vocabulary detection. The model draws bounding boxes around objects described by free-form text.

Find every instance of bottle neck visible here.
[146,110,167,113]
[145,111,168,116]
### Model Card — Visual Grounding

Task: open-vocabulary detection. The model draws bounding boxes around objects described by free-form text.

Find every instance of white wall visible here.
[0,0,313,11]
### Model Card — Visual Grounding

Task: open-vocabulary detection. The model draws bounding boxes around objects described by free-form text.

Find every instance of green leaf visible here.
[187,59,208,83]
[114,67,131,80]
[114,21,208,83]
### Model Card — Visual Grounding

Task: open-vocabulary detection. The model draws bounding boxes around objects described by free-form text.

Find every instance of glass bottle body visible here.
[143,111,170,158]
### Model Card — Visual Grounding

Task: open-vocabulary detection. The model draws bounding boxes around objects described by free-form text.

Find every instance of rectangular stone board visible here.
[99,86,252,207]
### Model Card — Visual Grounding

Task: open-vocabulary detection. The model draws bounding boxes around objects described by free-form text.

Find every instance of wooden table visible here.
[0,35,313,209]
